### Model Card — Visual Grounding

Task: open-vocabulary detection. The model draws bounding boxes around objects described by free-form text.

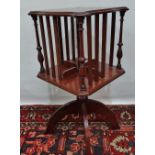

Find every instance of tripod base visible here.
[45,97,119,155]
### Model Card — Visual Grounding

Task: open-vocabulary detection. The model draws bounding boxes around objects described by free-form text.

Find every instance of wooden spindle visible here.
[86,16,92,85]
[87,16,92,58]
[117,11,126,69]
[31,15,45,73]
[95,14,99,63]
[58,17,64,64]
[53,16,62,79]
[95,14,99,81]
[101,13,107,77]
[39,16,50,75]
[77,17,84,58]
[76,18,79,58]
[109,12,116,66]
[64,16,70,60]
[71,17,75,61]
[77,17,86,91]
[46,16,56,77]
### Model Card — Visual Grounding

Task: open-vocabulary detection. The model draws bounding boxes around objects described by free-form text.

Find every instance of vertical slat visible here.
[109,12,116,66]
[94,14,99,81]
[95,14,99,63]
[64,16,70,60]
[58,17,64,64]
[71,17,75,61]
[39,16,50,75]
[117,11,126,69]
[101,13,107,77]
[31,15,45,73]
[76,18,79,58]
[77,17,84,58]
[87,16,92,85]
[46,16,56,77]
[53,16,62,79]
[87,16,92,60]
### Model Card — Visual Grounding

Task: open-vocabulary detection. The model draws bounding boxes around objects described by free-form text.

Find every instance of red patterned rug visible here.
[20,104,135,155]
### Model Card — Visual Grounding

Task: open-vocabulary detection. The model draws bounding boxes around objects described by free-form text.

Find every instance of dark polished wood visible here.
[75,18,79,58]
[76,17,88,92]
[31,15,45,73]
[87,16,93,86]
[38,64,125,96]
[64,16,70,60]
[117,11,126,69]
[46,98,119,155]
[29,7,129,16]
[39,16,50,75]
[53,16,62,79]
[46,98,119,133]
[109,12,116,66]
[46,16,56,77]
[94,14,99,81]
[77,17,84,58]
[57,17,64,64]
[29,7,129,155]
[71,17,76,61]
[101,13,107,77]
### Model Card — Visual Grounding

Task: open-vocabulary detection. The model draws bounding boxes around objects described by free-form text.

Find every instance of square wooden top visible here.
[29,6,129,17]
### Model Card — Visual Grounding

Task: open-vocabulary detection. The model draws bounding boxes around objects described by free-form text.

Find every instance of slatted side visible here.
[53,16,62,79]
[31,15,45,73]
[85,13,115,81]
[46,16,56,77]
[33,10,126,81]
[37,15,82,79]
[38,15,64,78]
[39,16,50,75]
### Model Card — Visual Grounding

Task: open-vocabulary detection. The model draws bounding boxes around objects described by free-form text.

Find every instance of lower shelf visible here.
[38,63,125,96]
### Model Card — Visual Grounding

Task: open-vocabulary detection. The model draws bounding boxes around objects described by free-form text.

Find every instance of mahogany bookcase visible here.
[29,7,129,154]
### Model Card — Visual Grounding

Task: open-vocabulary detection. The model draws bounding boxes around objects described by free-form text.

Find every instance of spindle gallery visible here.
[29,7,129,155]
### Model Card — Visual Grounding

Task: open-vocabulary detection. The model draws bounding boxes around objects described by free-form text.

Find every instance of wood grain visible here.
[38,64,125,96]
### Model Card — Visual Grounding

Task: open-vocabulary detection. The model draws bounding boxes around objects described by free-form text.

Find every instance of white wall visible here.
[20,0,135,105]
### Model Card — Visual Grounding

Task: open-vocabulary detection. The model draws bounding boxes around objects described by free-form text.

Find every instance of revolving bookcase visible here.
[29,7,129,155]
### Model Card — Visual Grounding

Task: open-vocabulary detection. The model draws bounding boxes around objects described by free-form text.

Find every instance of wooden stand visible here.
[29,7,129,155]
[46,97,119,155]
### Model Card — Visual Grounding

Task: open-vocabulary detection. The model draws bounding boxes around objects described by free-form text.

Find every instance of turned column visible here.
[117,11,126,69]
[76,17,87,92]
[31,15,45,73]
[76,16,92,155]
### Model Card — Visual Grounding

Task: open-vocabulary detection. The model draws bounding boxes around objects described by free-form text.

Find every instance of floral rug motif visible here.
[20,104,135,155]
